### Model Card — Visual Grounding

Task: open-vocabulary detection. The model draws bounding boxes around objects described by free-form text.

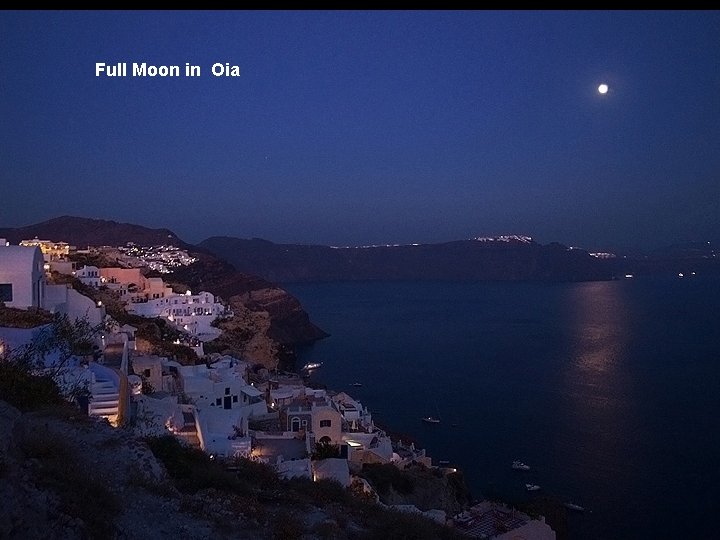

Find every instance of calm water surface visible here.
[286,278,720,539]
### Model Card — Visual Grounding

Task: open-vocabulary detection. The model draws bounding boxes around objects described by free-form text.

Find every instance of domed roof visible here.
[0,245,43,273]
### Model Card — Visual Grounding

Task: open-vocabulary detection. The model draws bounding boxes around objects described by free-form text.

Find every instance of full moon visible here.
[598,83,609,94]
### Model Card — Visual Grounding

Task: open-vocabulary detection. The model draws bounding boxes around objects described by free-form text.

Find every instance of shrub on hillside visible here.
[0,304,54,328]
[361,463,414,496]
[146,435,237,492]
[0,363,63,410]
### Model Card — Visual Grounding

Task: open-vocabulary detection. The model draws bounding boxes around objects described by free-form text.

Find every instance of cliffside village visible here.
[0,238,555,539]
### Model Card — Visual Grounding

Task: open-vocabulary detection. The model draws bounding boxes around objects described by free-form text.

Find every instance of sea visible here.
[285,277,720,539]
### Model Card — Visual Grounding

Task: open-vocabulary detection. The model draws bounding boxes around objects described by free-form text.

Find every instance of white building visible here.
[0,325,60,365]
[76,265,101,288]
[332,392,375,431]
[44,284,105,327]
[0,244,45,309]
[179,358,264,412]
[338,395,394,467]
[0,243,103,326]
[129,290,229,340]
[131,355,172,394]
[178,357,267,457]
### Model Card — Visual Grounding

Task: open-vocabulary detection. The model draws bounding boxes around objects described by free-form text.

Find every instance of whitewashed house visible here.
[44,284,105,327]
[76,265,101,288]
[129,290,229,341]
[0,244,45,309]
[332,392,375,431]
[178,358,267,457]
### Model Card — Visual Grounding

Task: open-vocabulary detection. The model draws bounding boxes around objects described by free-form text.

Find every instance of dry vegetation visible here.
[146,435,468,539]
[0,304,54,328]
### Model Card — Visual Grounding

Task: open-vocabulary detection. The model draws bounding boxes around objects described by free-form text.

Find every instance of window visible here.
[232,395,238,403]
[301,420,307,426]
[0,284,12,302]
[225,387,230,395]
[291,417,300,432]
[319,420,331,428]
[216,398,221,406]
[143,369,151,377]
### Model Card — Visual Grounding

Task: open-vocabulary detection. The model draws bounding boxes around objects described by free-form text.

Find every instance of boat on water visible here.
[512,460,531,471]
[564,503,585,512]
[525,484,541,491]
[438,460,450,465]
[302,362,323,371]
[421,416,441,424]
[351,382,363,387]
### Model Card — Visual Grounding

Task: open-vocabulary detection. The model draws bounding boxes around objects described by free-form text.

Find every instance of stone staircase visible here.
[88,378,120,423]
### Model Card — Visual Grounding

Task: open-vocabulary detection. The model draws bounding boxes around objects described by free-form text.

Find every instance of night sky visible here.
[2,11,719,250]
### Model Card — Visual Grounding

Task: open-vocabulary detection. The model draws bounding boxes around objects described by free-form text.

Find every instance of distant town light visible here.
[186,290,192,296]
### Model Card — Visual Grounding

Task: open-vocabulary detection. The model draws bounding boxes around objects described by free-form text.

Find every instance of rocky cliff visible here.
[170,253,328,350]
[0,401,229,539]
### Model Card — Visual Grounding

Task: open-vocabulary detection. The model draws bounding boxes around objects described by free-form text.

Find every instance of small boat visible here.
[512,460,531,471]
[438,460,450,466]
[302,362,323,371]
[564,503,585,512]
[422,416,441,424]
[351,382,363,387]
[525,484,541,491]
